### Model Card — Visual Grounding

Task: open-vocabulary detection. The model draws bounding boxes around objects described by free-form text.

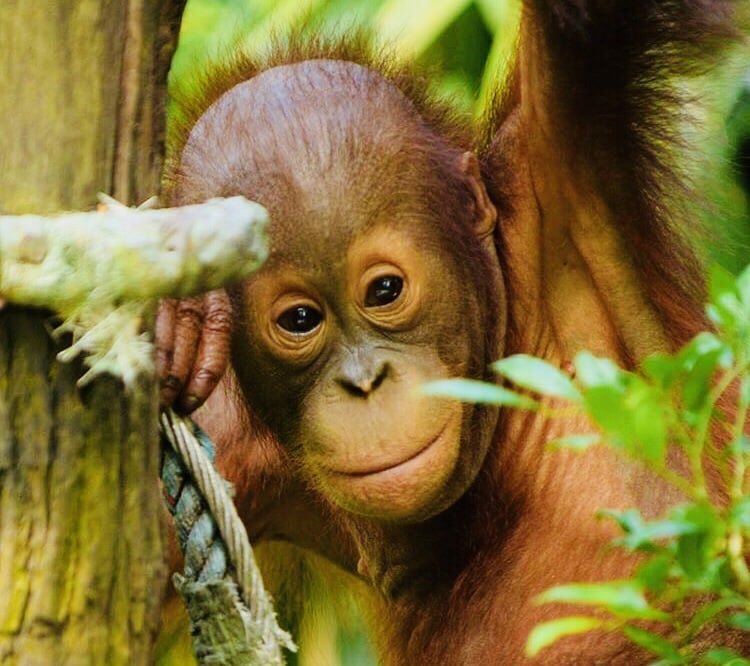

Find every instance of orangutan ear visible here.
[459,151,497,239]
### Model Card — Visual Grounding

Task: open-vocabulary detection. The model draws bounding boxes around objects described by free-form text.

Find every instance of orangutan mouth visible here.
[323,420,451,480]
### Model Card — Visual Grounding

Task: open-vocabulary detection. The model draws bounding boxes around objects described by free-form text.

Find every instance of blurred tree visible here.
[0,1,185,663]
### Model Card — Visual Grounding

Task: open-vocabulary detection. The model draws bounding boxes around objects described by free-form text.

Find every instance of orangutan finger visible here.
[155,299,177,370]
[155,299,179,407]
[178,290,233,414]
[163,296,204,410]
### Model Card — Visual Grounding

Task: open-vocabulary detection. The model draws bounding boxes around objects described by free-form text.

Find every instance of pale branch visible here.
[0,196,268,386]
[0,195,268,305]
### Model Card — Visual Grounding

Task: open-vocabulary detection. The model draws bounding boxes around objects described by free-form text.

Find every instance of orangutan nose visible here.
[336,352,389,398]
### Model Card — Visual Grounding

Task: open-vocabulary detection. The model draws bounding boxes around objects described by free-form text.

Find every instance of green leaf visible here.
[671,502,719,532]
[583,385,630,443]
[420,379,538,409]
[621,626,684,662]
[631,388,668,465]
[575,352,626,388]
[525,616,605,658]
[669,503,720,580]
[547,434,600,451]
[732,434,750,456]
[679,331,726,363]
[736,263,750,306]
[535,581,667,620]
[741,376,750,408]
[709,265,738,311]
[535,581,642,607]
[636,555,671,595]
[601,508,645,534]
[492,354,582,401]
[707,265,750,359]
[676,532,710,579]
[643,352,682,390]
[704,647,750,665]
[687,597,744,639]
[728,612,750,631]
[730,497,750,528]
[600,509,698,552]
[680,343,724,412]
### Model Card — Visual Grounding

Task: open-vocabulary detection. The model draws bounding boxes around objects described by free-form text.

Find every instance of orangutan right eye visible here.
[277,305,323,334]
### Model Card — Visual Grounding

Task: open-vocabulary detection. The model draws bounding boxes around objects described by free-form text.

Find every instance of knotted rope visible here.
[160,409,296,665]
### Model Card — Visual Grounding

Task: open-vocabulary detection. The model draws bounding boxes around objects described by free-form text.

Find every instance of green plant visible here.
[172,0,522,117]
[424,264,750,665]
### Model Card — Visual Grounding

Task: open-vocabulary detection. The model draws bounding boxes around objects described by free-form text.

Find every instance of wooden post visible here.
[0,1,186,663]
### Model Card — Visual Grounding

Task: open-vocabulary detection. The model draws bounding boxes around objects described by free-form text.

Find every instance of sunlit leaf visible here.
[374,0,473,57]
[643,352,682,389]
[707,265,750,360]
[421,379,538,409]
[600,509,698,552]
[731,497,750,528]
[741,376,750,407]
[709,265,738,312]
[631,388,667,465]
[525,616,605,658]
[672,332,732,412]
[535,581,667,620]
[678,331,728,365]
[575,352,626,388]
[736,263,750,307]
[492,354,581,401]
[671,502,718,532]
[583,386,629,443]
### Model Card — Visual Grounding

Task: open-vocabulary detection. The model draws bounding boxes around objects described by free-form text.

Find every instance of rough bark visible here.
[0,0,187,663]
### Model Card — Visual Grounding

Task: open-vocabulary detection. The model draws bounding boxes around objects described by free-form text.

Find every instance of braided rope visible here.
[160,409,296,664]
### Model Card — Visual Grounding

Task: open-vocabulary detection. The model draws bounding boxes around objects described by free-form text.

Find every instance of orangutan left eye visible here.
[365,275,403,307]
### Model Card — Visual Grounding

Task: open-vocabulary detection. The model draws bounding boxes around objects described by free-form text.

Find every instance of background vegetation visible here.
[171,0,519,114]
[163,1,750,664]
[427,265,750,663]
[172,0,750,272]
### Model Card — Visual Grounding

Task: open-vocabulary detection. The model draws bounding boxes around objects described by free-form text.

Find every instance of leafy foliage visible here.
[427,265,750,664]
[171,0,522,115]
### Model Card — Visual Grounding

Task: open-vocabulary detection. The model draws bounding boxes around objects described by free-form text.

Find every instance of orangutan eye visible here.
[277,305,323,334]
[365,275,403,307]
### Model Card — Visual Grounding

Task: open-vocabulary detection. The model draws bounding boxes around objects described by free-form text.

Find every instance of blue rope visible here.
[161,422,230,583]
[160,417,291,665]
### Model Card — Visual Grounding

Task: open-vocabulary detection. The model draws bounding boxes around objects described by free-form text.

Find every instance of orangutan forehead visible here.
[219,59,421,123]
[178,59,434,232]
[181,59,425,175]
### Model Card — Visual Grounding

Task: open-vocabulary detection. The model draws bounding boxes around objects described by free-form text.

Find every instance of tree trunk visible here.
[0,1,186,663]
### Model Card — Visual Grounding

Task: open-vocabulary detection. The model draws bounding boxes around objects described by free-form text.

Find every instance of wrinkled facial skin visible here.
[231,221,496,523]
[177,60,504,524]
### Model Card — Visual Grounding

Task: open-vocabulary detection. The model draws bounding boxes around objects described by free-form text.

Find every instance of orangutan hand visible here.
[155,289,232,414]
